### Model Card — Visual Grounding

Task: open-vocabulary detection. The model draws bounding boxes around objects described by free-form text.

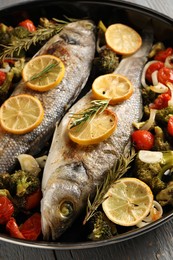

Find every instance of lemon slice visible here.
[105,23,142,55]
[22,54,65,92]
[92,74,133,105]
[68,109,117,145]
[0,94,44,134]
[102,177,153,226]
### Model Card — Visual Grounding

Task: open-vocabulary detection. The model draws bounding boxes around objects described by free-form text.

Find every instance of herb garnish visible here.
[0,18,69,60]
[27,61,60,83]
[70,99,109,129]
[83,148,136,224]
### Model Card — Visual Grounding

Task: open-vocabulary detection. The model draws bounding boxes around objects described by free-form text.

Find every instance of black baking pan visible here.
[0,0,173,249]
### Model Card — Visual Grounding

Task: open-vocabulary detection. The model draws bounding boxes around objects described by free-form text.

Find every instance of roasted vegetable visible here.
[9,170,40,197]
[148,42,165,59]
[155,106,173,125]
[0,172,11,189]
[93,20,119,75]
[134,150,173,194]
[18,19,36,33]
[94,47,119,74]
[142,86,159,106]
[6,212,41,240]
[131,129,155,151]
[87,211,116,241]
[156,181,173,206]
[11,26,30,39]
[0,196,14,225]
[13,188,42,210]
[153,126,171,151]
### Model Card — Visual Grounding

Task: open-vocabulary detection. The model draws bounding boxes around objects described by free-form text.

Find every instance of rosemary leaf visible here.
[28,61,60,82]
[83,148,136,224]
[0,19,69,61]
[69,99,109,129]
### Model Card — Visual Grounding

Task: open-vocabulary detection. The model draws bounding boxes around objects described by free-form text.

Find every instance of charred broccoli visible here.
[93,20,119,75]
[134,150,173,194]
[153,126,171,151]
[11,26,30,39]
[155,106,173,126]
[94,47,119,75]
[88,211,116,241]
[0,23,12,45]
[142,86,158,106]
[156,181,173,206]
[9,170,40,197]
[0,173,11,189]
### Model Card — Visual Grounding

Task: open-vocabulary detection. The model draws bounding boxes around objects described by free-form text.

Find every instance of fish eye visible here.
[59,201,74,218]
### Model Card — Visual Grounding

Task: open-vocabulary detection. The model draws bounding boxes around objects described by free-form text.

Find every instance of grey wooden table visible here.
[0,0,173,259]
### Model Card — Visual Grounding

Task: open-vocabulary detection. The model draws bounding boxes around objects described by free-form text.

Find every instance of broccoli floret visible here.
[134,150,173,194]
[0,172,11,189]
[153,126,171,151]
[88,211,116,241]
[9,170,40,197]
[94,47,119,75]
[156,181,173,206]
[12,26,30,39]
[155,106,173,126]
[142,86,158,106]
[0,23,12,45]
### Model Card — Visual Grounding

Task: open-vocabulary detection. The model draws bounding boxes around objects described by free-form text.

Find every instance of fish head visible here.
[41,162,89,240]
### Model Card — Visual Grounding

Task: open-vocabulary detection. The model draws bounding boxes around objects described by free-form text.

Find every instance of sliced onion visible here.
[141,60,159,88]
[141,108,157,131]
[138,150,163,164]
[167,82,173,106]
[151,70,158,86]
[136,200,163,228]
[150,82,168,93]
[165,55,173,69]
[18,154,41,176]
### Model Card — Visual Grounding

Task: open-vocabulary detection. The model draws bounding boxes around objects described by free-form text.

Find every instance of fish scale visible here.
[0,20,96,173]
[41,28,154,241]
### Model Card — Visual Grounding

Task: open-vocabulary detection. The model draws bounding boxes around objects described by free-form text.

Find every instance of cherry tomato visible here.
[20,213,41,240]
[0,196,14,224]
[25,188,42,210]
[131,130,154,151]
[0,71,6,86]
[19,19,36,32]
[150,93,171,110]
[146,61,164,83]
[154,47,173,62]
[167,116,173,136]
[6,217,25,239]
[157,67,173,85]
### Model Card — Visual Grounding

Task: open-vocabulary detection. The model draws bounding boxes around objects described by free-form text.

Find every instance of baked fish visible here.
[0,20,96,173]
[41,28,153,240]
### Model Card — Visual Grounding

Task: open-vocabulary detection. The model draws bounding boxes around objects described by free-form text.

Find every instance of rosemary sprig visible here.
[83,148,136,224]
[70,99,109,129]
[27,61,60,82]
[0,19,69,60]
